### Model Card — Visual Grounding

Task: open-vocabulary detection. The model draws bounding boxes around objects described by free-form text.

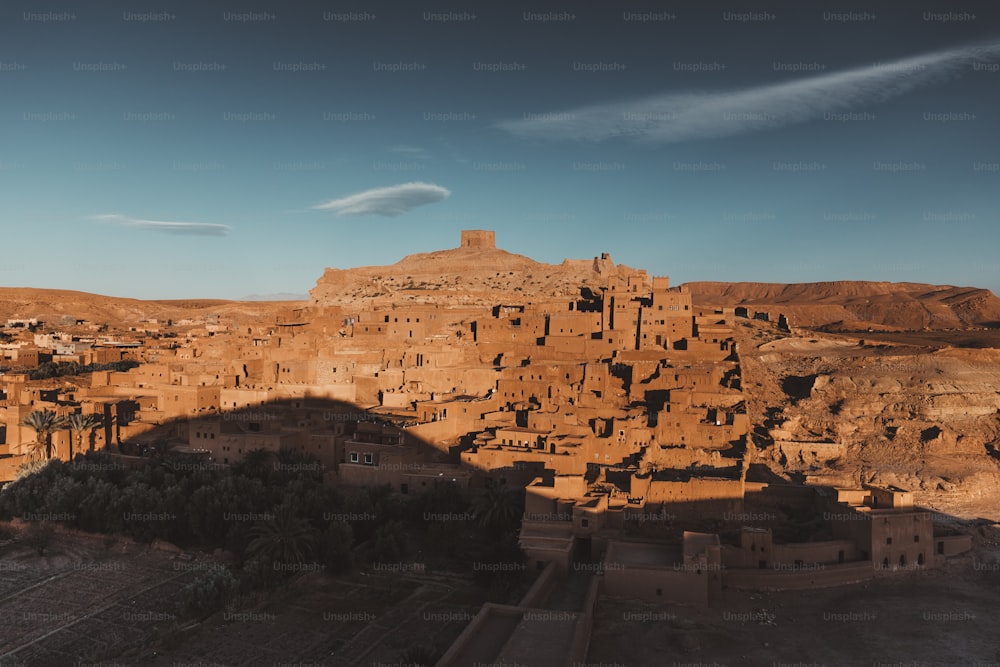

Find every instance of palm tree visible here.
[240,447,274,480]
[471,483,523,537]
[21,410,66,461]
[64,412,102,461]
[24,439,47,463]
[247,504,316,576]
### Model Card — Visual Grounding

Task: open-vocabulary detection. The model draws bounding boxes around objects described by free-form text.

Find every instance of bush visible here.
[176,565,238,619]
[0,522,18,541]
[24,522,55,556]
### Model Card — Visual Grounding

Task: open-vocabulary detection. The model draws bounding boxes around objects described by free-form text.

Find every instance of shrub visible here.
[176,565,238,619]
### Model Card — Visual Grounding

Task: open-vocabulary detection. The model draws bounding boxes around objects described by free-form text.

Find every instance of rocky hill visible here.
[733,322,1000,519]
[685,281,1000,330]
[309,243,640,306]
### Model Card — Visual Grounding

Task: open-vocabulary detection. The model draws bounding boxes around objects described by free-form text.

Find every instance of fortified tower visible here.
[460,229,496,249]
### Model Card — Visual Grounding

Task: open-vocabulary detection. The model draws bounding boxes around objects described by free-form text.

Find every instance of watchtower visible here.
[460,230,496,249]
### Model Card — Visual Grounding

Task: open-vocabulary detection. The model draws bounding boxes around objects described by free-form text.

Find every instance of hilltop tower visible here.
[460,230,496,249]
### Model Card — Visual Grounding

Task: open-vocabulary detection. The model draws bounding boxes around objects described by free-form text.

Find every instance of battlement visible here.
[460,230,496,249]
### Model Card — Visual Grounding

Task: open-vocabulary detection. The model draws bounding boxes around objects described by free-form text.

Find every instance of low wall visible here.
[602,565,708,606]
[518,561,559,609]
[434,603,523,667]
[566,574,601,666]
[936,534,973,557]
[773,539,858,565]
[724,561,874,591]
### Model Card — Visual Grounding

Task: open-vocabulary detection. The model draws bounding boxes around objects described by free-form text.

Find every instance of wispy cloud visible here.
[314,182,451,216]
[386,144,431,159]
[92,214,231,236]
[498,41,1000,143]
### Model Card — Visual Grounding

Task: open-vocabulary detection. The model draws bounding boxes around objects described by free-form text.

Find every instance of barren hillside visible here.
[734,321,1000,520]
[0,288,299,325]
[685,281,1000,330]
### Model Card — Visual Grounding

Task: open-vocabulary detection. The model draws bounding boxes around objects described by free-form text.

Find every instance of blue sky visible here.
[1,1,998,299]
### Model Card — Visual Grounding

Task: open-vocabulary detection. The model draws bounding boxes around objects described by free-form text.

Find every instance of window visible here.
[886,537,892,545]
[913,535,919,543]
[364,453,373,465]
[581,518,589,528]
[349,452,359,463]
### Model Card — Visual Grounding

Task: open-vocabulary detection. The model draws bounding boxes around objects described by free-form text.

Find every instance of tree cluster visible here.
[0,448,526,595]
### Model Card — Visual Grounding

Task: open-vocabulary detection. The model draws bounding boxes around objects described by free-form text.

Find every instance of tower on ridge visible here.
[460,230,496,249]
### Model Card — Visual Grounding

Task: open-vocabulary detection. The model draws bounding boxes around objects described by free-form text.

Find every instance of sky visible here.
[1,1,998,299]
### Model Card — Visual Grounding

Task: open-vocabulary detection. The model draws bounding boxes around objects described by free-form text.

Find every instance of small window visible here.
[886,537,892,545]
[364,453,373,465]
[581,518,589,528]
[349,452,359,463]
[913,535,919,543]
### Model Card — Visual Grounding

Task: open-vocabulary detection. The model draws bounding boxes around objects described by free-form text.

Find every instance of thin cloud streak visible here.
[498,41,1000,143]
[92,214,231,236]
[313,182,451,216]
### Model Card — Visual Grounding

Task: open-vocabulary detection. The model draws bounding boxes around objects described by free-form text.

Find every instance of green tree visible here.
[471,482,523,538]
[21,410,67,461]
[320,520,354,574]
[247,504,316,577]
[372,520,406,564]
[239,447,274,482]
[63,412,102,461]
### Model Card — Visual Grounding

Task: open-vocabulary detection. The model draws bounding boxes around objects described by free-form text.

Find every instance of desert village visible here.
[0,231,979,665]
